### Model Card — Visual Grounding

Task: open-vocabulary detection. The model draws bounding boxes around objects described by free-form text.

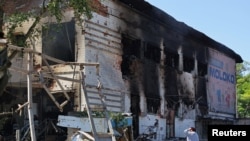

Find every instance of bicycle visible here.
[135,126,157,141]
[135,119,158,141]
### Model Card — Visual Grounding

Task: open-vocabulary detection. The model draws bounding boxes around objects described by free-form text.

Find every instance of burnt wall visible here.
[117,0,214,117]
[118,0,242,63]
[121,35,161,115]
[164,67,179,109]
[143,60,160,113]
[196,77,208,115]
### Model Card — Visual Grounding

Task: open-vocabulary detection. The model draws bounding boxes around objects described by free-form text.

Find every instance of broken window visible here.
[121,34,141,58]
[183,56,194,73]
[146,97,160,114]
[143,61,161,114]
[42,20,75,65]
[144,43,161,63]
[198,62,207,77]
[165,51,179,69]
[12,34,26,47]
[121,34,161,115]
[121,35,141,76]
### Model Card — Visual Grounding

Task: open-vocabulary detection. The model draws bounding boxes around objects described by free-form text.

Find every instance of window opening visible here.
[121,35,141,77]
[165,51,179,69]
[144,43,161,63]
[42,21,75,65]
[183,56,194,73]
[198,62,207,77]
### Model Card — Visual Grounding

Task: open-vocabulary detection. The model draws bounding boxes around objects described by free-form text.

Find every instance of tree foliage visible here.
[236,61,250,118]
[1,0,97,46]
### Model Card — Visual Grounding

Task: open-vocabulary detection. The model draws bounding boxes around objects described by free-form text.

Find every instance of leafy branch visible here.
[3,0,97,47]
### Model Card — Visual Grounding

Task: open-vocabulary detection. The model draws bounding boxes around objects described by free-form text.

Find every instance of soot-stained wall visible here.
[118,0,242,119]
[121,34,161,115]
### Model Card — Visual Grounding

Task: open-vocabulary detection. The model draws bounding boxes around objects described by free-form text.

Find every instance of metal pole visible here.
[27,52,37,141]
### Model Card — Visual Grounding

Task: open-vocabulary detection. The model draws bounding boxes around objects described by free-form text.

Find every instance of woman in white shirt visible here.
[184,127,199,141]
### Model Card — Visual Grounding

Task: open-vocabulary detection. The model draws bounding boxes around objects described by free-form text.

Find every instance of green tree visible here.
[0,0,99,46]
[236,61,250,117]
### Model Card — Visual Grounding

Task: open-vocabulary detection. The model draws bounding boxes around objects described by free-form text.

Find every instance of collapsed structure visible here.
[0,0,243,141]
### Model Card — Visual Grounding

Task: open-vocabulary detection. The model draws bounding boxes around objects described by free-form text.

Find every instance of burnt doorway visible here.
[130,94,140,139]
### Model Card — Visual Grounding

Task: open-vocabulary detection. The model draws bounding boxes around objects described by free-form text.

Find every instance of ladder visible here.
[79,65,116,141]
[38,57,71,112]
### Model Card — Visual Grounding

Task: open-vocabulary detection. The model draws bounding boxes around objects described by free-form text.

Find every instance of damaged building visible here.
[0,0,243,141]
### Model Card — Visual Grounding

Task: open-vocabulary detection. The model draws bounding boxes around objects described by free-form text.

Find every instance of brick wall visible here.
[2,0,42,15]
